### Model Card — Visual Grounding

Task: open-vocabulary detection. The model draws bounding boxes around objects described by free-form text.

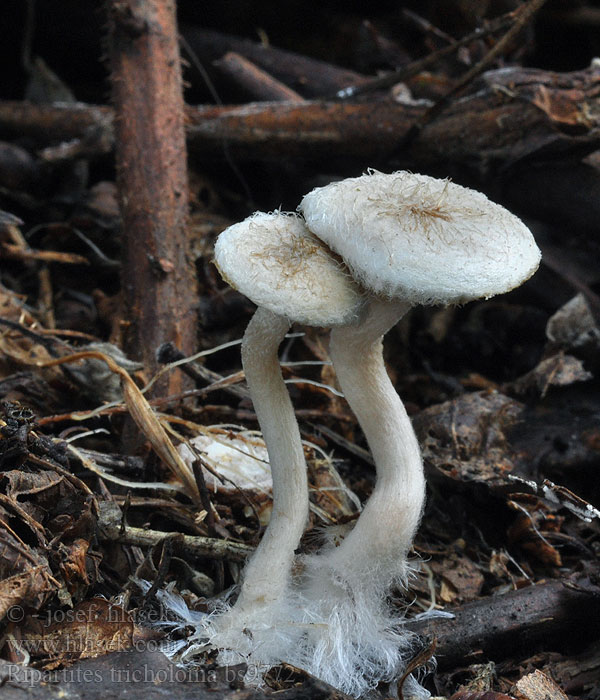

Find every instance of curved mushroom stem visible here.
[282,298,426,696]
[235,306,309,610]
[327,297,425,571]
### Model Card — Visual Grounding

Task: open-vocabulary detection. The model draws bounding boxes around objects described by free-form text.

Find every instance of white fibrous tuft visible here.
[153,552,429,698]
[281,550,425,697]
[214,211,365,326]
[300,170,541,305]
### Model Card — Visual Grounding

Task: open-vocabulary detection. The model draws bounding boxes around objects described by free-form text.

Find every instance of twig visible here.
[401,0,549,141]
[0,243,89,265]
[2,60,599,165]
[156,341,250,400]
[98,519,253,563]
[182,26,368,97]
[214,52,304,103]
[308,422,374,466]
[333,6,518,99]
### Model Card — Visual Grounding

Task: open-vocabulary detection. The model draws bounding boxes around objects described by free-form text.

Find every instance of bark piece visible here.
[515,669,568,700]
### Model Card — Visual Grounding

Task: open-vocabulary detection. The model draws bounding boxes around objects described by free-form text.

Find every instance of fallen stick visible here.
[97,501,253,563]
[214,52,304,103]
[181,26,368,97]
[406,574,600,669]
[1,64,598,166]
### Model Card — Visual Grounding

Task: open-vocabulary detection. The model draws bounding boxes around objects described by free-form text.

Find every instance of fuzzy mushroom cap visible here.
[214,211,364,326]
[300,170,541,305]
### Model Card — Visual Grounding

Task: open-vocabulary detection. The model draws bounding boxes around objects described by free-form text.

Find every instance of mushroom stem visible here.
[284,298,425,696]
[327,298,425,570]
[236,305,309,609]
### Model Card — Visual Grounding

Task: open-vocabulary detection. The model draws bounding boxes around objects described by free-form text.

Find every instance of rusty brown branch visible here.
[107,0,198,399]
[0,64,598,171]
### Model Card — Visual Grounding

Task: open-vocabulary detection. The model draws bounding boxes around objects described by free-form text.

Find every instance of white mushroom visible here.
[288,170,541,696]
[200,211,363,666]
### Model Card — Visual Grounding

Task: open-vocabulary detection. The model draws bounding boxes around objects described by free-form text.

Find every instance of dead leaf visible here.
[1,469,67,504]
[507,498,563,567]
[430,551,485,603]
[530,84,589,128]
[546,293,600,353]
[58,538,91,590]
[413,391,525,490]
[20,597,161,664]
[505,353,592,398]
[0,566,56,620]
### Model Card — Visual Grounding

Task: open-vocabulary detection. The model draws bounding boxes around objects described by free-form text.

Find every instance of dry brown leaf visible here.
[58,538,91,590]
[530,84,590,128]
[431,551,485,603]
[2,469,67,504]
[507,498,563,567]
[0,507,49,575]
[0,566,56,620]
[20,597,162,664]
[414,391,525,490]
[506,352,592,398]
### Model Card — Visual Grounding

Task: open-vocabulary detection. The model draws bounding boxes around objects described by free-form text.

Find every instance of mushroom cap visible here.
[300,170,541,305]
[214,211,364,326]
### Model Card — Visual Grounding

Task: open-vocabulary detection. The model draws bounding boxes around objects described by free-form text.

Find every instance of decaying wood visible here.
[0,101,113,147]
[405,574,600,669]
[407,0,549,137]
[182,26,369,97]
[107,0,198,397]
[1,63,598,170]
